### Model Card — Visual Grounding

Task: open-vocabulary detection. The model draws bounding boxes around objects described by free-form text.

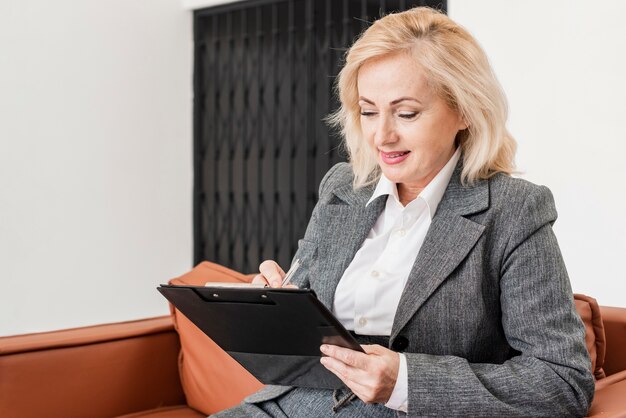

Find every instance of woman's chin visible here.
[380,167,409,185]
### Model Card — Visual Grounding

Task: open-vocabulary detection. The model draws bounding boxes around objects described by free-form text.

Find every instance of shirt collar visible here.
[366,148,461,219]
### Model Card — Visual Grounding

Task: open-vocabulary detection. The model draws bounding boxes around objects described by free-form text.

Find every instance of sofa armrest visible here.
[600,306,626,377]
[0,316,186,418]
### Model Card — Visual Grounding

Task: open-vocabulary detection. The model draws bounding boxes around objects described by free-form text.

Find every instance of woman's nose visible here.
[373,115,397,147]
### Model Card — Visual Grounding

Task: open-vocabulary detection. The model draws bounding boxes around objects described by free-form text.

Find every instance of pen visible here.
[281,258,301,287]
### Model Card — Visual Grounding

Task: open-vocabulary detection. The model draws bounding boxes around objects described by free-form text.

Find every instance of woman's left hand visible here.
[320,344,399,404]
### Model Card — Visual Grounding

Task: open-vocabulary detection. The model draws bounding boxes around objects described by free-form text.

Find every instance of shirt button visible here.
[398,229,406,236]
[358,317,368,327]
[370,270,380,278]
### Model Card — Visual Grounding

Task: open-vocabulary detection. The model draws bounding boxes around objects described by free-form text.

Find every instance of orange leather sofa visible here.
[1,262,625,418]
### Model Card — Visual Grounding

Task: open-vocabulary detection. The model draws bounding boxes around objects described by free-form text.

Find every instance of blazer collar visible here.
[436,159,489,217]
[331,181,376,207]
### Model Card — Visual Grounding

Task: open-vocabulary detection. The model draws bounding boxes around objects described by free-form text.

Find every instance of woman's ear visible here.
[458,116,469,131]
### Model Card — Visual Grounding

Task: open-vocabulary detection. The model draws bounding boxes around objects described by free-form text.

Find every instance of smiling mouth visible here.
[381,151,410,158]
[379,150,411,165]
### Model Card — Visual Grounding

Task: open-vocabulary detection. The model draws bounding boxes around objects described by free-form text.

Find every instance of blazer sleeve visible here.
[404,186,595,417]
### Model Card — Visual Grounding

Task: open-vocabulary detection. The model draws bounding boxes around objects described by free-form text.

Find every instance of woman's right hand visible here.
[252,260,298,288]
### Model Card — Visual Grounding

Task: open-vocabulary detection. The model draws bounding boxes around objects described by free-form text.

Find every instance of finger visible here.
[320,358,372,401]
[320,356,352,380]
[321,353,379,384]
[361,344,384,355]
[251,274,269,285]
[285,284,299,289]
[320,344,368,369]
[320,359,358,391]
[321,355,392,405]
[258,260,286,288]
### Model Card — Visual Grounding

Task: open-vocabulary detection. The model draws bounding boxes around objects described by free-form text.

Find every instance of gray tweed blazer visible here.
[245,160,594,417]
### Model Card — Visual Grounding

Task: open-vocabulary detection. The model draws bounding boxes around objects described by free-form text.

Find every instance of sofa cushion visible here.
[168,262,264,415]
[574,293,606,380]
[587,376,626,417]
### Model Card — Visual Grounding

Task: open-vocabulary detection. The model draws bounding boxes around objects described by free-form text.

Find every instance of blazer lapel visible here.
[314,182,386,309]
[391,163,489,340]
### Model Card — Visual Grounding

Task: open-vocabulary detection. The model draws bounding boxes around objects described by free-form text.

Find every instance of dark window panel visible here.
[194,0,447,272]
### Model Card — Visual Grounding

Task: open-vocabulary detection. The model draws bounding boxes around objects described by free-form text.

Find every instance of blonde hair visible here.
[327,7,516,187]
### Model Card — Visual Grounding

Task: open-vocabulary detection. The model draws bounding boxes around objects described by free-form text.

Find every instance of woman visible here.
[214,6,594,417]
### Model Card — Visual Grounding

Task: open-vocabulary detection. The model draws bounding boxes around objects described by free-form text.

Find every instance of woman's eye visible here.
[398,112,418,119]
[360,111,377,117]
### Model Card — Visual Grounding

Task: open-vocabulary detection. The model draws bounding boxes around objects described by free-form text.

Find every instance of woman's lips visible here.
[380,150,411,165]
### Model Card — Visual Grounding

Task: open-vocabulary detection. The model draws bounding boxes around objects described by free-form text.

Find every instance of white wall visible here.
[448,0,626,306]
[0,0,193,336]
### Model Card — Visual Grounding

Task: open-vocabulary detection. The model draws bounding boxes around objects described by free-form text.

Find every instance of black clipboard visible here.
[157,284,363,389]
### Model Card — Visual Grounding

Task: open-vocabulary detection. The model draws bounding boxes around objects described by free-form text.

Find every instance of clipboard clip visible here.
[192,287,277,305]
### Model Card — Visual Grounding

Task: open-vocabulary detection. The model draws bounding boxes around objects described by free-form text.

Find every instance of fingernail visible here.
[272,280,279,288]
[320,344,328,353]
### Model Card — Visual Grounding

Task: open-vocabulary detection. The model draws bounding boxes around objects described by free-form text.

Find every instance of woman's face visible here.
[357,52,467,189]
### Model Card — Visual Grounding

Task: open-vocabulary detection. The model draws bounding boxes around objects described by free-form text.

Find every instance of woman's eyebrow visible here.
[358,96,422,105]
[391,97,422,105]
